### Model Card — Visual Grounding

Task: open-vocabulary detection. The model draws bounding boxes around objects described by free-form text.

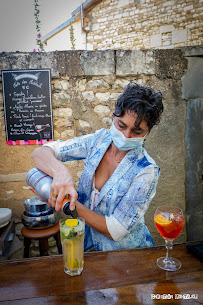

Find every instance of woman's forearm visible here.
[31,146,68,177]
[31,146,78,211]
[76,201,112,240]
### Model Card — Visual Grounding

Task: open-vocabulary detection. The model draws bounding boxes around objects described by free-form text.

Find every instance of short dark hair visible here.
[114,82,163,131]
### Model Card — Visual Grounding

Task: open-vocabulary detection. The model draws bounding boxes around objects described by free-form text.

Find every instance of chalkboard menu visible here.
[2,69,54,145]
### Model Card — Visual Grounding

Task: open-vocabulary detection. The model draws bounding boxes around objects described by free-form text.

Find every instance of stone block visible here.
[163,0,174,6]
[109,93,121,101]
[0,52,28,71]
[160,25,175,34]
[81,50,115,76]
[53,80,70,91]
[61,130,74,138]
[53,81,62,90]
[94,105,111,114]
[87,79,110,89]
[114,42,121,48]
[60,80,70,91]
[97,17,108,22]
[123,12,130,17]
[162,32,172,46]
[95,92,110,102]
[172,30,187,44]
[116,50,155,76]
[112,79,129,89]
[155,49,187,79]
[102,117,112,126]
[6,190,14,194]
[140,8,147,13]
[92,24,100,31]
[117,0,130,8]
[53,108,72,118]
[82,91,95,103]
[52,92,71,108]
[28,52,58,78]
[184,5,193,11]
[54,117,74,129]
[137,0,146,4]
[79,120,91,128]
[181,57,203,99]
[182,46,203,57]
[150,34,162,48]
[57,51,83,77]
[114,14,123,19]
[77,79,87,91]
[22,185,30,190]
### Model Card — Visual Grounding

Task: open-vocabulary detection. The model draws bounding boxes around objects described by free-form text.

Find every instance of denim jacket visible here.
[44,128,160,251]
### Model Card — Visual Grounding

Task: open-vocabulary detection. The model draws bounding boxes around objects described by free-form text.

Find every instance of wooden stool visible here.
[21,222,62,258]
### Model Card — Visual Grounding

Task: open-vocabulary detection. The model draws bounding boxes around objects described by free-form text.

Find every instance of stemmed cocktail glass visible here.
[154,206,185,271]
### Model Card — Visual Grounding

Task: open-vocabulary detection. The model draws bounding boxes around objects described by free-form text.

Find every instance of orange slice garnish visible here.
[154,214,172,226]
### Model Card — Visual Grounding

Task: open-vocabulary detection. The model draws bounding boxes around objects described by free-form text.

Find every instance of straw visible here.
[70,226,74,269]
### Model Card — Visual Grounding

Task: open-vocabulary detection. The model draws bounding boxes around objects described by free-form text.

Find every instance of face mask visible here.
[109,122,146,151]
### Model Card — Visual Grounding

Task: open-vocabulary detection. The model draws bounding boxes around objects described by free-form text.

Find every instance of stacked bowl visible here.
[21,196,59,229]
[0,208,12,228]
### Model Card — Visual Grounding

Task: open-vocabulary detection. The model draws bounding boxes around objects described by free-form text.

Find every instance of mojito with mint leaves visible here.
[60,218,85,276]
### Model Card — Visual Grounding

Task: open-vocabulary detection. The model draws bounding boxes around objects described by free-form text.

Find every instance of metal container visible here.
[21,211,59,229]
[23,196,54,217]
[26,167,79,218]
[25,167,52,202]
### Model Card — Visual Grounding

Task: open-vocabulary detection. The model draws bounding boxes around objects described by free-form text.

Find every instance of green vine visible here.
[33,0,45,52]
[69,24,76,50]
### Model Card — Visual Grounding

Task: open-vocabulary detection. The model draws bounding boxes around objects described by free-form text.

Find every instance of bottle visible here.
[25,167,78,218]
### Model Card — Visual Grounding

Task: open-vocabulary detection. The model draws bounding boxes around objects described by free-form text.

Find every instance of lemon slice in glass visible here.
[65,219,78,227]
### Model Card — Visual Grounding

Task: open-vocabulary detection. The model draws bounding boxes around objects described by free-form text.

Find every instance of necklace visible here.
[112,144,123,163]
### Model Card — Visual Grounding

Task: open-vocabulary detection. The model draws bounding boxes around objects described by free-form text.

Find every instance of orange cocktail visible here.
[154,213,185,240]
[154,206,185,271]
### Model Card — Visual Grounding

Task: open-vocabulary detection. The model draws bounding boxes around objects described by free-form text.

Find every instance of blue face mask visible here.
[109,122,146,151]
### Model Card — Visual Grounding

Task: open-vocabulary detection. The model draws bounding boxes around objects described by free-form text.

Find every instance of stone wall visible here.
[85,0,203,50]
[0,47,202,256]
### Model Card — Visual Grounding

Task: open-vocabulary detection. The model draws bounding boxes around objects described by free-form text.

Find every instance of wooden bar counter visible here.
[0,242,202,304]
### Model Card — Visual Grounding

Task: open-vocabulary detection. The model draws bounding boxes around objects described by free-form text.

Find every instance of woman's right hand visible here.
[48,171,78,212]
[31,146,78,212]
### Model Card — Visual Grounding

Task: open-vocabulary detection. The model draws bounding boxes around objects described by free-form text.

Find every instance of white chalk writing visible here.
[3,70,52,141]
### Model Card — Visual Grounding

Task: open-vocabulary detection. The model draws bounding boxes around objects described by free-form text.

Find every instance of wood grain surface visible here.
[0,243,202,304]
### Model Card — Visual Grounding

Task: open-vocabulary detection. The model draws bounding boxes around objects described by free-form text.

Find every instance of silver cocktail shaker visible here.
[25,167,78,218]
[25,167,52,202]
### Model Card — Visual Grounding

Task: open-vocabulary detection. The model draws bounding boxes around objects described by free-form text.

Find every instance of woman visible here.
[31,82,163,251]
